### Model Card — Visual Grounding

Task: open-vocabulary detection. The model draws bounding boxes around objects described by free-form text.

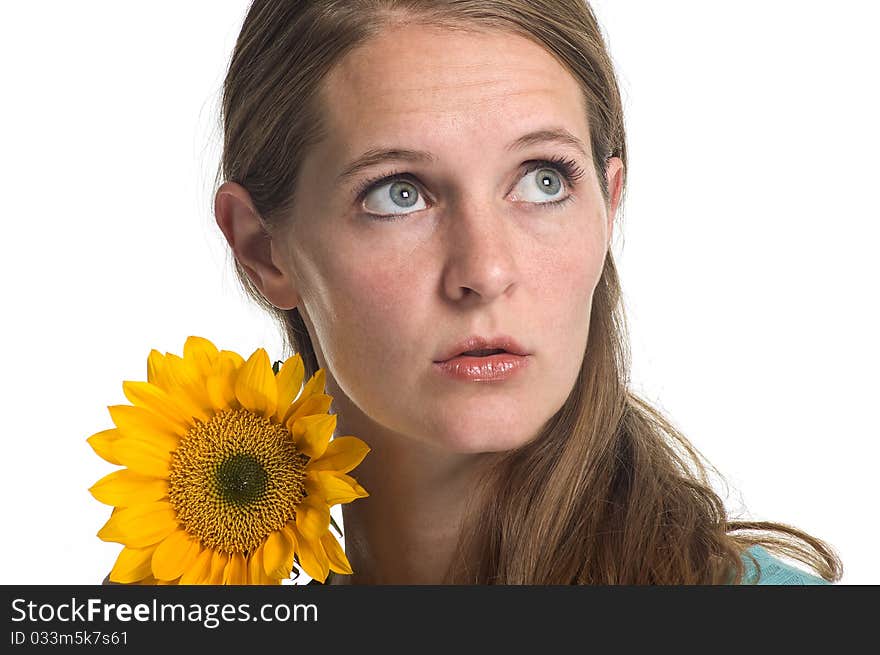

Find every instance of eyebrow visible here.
[335,127,589,185]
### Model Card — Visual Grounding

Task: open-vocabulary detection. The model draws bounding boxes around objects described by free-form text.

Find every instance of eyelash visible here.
[353,155,587,221]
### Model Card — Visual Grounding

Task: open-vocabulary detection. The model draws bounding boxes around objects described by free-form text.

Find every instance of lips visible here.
[434,335,528,363]
[432,350,531,382]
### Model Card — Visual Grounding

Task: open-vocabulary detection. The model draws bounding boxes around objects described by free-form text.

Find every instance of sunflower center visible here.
[167,408,308,555]
[215,453,268,506]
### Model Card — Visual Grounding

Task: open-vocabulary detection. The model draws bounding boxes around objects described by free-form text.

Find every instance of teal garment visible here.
[739,545,831,585]
[310,544,832,585]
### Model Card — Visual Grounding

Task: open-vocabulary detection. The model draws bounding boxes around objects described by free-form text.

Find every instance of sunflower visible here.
[88,336,369,584]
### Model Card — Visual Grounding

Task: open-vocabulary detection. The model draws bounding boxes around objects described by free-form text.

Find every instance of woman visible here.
[211,0,841,584]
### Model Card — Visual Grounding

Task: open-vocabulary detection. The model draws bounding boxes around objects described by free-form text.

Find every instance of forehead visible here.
[316,24,590,162]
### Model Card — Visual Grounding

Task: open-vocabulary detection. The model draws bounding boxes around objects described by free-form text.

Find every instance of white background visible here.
[0,1,876,584]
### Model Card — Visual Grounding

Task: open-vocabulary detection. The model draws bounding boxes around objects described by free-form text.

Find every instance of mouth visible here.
[432,344,531,382]
[459,348,508,357]
[434,336,529,363]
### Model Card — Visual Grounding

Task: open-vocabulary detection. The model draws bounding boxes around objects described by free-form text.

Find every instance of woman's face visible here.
[280,25,621,454]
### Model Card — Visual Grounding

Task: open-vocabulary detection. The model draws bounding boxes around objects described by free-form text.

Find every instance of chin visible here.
[424,418,542,455]
[401,392,550,454]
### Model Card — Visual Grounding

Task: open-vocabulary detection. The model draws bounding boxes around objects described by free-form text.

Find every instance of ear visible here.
[214,181,300,310]
[604,156,625,248]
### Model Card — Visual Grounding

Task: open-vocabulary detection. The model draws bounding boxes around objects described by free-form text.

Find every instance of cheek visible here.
[539,228,605,325]
[313,260,432,435]
[315,257,421,374]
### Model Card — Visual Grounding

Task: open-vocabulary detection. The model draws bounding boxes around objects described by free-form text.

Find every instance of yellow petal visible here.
[111,438,172,478]
[147,349,172,392]
[247,542,283,585]
[247,542,269,584]
[183,336,219,379]
[206,353,241,412]
[179,548,213,585]
[234,348,278,419]
[288,414,336,460]
[320,532,353,575]
[107,405,181,453]
[283,369,326,424]
[87,428,123,465]
[109,544,158,584]
[297,368,326,402]
[208,550,229,584]
[89,469,168,507]
[151,529,201,581]
[338,472,368,497]
[281,524,300,580]
[162,354,214,421]
[308,436,370,474]
[273,354,305,423]
[307,470,369,505]
[97,502,179,548]
[207,350,243,378]
[291,523,329,583]
[218,349,245,369]
[96,511,125,543]
[262,527,295,579]
[205,377,229,412]
[121,381,197,433]
[286,393,333,426]
[223,552,248,585]
[322,472,368,499]
[304,476,324,500]
[295,492,331,542]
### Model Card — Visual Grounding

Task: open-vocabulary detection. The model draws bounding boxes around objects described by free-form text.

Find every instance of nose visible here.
[441,200,519,304]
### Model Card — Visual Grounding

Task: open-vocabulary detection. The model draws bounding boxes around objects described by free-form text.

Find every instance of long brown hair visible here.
[214,0,842,583]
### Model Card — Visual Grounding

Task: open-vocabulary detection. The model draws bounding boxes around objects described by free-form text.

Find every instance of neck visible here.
[324,386,494,585]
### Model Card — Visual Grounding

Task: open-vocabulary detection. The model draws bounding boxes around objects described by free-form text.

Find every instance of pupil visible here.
[537,169,561,195]
[214,453,268,506]
[390,181,418,208]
